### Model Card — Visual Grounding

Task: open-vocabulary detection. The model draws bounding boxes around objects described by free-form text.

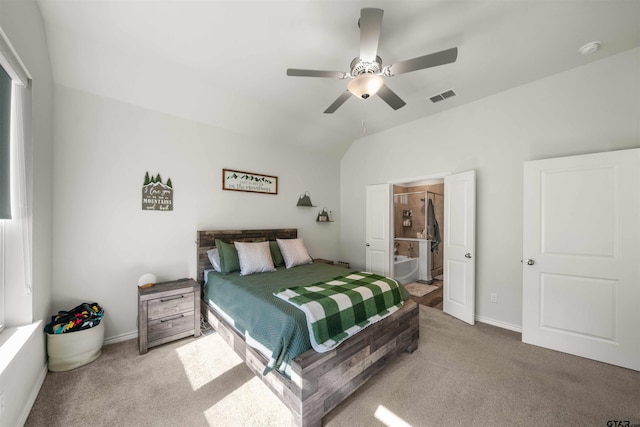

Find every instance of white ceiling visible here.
[36,0,640,157]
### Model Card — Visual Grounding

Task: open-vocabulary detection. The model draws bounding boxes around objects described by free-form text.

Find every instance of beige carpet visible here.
[404,282,438,297]
[26,306,640,426]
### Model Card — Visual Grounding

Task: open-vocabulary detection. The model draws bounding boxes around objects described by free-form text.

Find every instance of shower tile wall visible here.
[394,184,444,277]
[393,189,426,239]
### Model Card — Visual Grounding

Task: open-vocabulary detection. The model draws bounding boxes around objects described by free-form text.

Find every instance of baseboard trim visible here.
[475,315,522,333]
[17,364,47,426]
[104,330,137,345]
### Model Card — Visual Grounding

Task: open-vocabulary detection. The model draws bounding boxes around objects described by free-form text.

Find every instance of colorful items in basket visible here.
[44,302,104,334]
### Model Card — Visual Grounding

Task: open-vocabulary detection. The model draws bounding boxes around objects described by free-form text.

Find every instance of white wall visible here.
[0,0,54,424]
[340,48,640,329]
[52,86,340,341]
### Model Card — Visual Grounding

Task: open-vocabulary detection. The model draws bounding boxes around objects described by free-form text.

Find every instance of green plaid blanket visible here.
[273,271,404,353]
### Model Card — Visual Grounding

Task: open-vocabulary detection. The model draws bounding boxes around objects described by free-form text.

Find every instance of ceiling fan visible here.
[287,8,458,114]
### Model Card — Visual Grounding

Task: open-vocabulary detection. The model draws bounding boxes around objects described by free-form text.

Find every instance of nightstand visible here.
[313,259,351,269]
[335,261,350,269]
[138,278,200,354]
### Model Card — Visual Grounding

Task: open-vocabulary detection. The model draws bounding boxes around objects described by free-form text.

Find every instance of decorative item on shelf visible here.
[317,208,331,222]
[297,191,315,207]
[137,273,157,289]
[402,209,412,226]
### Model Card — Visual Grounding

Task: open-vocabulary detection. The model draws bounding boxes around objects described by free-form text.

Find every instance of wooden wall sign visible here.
[142,171,173,211]
[222,169,278,195]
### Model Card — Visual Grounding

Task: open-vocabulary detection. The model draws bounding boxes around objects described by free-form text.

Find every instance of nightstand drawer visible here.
[148,310,195,343]
[147,292,194,320]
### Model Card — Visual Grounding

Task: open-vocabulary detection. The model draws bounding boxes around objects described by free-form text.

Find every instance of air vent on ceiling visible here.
[429,89,456,103]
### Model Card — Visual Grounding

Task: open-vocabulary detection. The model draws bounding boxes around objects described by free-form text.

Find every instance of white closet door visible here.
[522,149,640,371]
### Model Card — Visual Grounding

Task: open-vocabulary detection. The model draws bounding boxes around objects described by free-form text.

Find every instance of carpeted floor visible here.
[26,306,640,426]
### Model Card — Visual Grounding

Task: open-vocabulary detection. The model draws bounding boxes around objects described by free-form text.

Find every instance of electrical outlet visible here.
[490,293,498,303]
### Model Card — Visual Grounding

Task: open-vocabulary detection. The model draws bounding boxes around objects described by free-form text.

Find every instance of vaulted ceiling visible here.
[37,0,640,157]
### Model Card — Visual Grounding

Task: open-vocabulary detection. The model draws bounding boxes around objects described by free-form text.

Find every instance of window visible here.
[0,64,10,332]
[0,27,31,331]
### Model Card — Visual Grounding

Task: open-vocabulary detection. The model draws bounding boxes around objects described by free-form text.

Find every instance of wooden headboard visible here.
[196,228,297,284]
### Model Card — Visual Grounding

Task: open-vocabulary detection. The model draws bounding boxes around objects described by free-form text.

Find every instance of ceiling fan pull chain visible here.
[361,100,368,134]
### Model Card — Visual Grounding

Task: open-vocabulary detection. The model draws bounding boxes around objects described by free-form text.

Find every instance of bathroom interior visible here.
[393,180,445,305]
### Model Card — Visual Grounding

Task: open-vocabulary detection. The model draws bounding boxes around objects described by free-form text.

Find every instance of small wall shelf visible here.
[402,209,412,226]
[317,208,333,222]
[297,192,315,207]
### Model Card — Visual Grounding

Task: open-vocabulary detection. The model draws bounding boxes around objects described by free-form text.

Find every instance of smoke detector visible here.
[578,41,601,56]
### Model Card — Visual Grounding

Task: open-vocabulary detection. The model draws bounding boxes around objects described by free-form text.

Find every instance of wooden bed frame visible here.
[196,229,420,427]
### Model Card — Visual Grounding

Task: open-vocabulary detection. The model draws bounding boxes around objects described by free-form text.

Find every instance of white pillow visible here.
[207,248,222,272]
[277,238,313,269]
[233,241,275,276]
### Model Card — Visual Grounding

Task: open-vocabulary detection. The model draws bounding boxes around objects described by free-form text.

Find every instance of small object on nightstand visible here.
[138,278,200,354]
[137,273,157,289]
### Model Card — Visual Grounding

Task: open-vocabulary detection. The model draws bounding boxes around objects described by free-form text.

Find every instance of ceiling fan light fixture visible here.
[348,73,384,99]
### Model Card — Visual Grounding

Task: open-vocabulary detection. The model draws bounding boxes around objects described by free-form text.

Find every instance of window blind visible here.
[0,66,11,219]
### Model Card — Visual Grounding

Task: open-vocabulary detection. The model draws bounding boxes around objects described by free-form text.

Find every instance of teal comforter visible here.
[205,263,408,377]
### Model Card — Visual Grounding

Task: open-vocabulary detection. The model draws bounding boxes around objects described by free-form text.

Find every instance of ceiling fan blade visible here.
[359,8,384,62]
[377,85,406,110]
[387,47,458,76]
[287,69,347,79]
[324,91,352,114]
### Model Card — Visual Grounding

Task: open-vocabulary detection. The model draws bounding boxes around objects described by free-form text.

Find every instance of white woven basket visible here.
[47,321,104,372]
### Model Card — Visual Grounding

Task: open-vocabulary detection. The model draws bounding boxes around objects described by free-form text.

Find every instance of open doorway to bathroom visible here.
[393,179,445,310]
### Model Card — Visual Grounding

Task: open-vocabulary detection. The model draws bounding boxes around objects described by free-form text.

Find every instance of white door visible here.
[522,149,640,371]
[443,170,476,325]
[366,184,391,276]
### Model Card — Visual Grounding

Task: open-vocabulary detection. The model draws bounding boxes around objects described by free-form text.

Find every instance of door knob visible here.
[525,259,535,265]
[464,253,472,258]
[365,243,370,247]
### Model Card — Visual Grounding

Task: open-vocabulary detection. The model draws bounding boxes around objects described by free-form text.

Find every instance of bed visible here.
[197,229,419,427]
